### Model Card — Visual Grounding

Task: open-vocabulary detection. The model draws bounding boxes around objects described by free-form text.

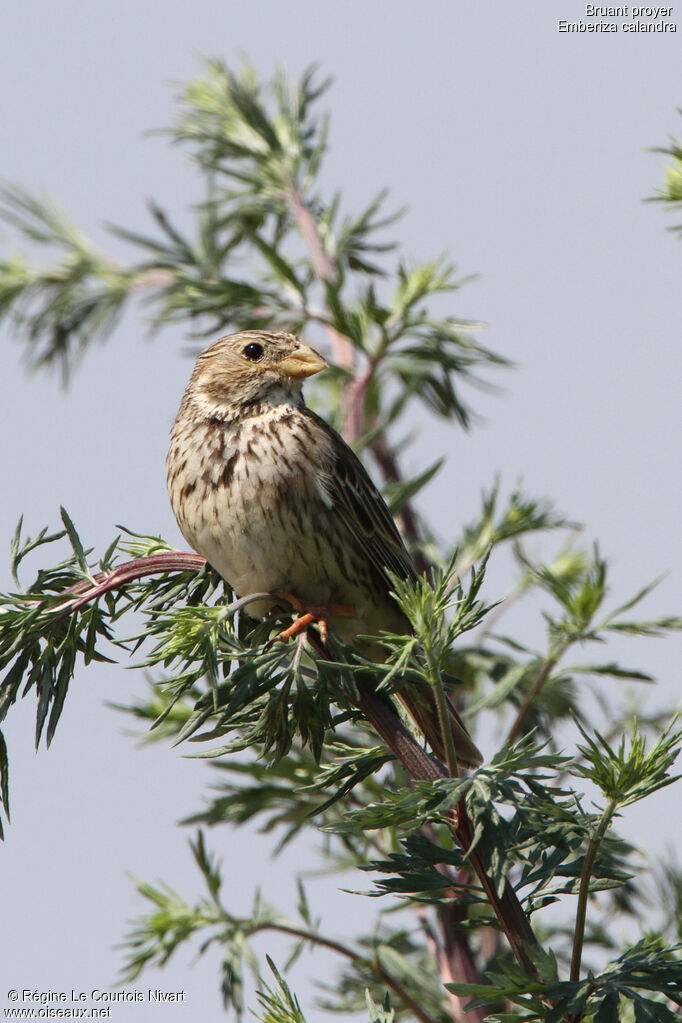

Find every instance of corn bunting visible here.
[167,330,482,769]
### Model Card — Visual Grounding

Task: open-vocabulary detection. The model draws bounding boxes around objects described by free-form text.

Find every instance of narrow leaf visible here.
[60,506,90,574]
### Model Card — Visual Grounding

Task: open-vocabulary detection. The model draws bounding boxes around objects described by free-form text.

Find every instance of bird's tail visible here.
[397,684,482,772]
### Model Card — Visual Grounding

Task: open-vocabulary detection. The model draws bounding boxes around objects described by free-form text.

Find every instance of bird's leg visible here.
[273,611,317,644]
[269,591,356,646]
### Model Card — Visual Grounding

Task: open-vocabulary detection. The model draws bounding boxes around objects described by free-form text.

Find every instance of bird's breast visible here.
[167,411,331,607]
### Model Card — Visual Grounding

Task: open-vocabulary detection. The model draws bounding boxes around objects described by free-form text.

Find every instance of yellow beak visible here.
[279,344,329,379]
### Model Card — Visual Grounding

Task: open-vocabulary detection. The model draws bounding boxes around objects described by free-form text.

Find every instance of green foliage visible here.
[448,938,682,1022]
[0,511,120,750]
[255,959,310,1023]
[0,187,135,378]
[650,111,682,237]
[573,720,681,810]
[0,507,678,1018]
[0,60,681,1022]
[0,514,208,754]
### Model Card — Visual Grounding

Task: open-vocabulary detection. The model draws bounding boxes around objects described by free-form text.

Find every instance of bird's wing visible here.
[308,410,418,588]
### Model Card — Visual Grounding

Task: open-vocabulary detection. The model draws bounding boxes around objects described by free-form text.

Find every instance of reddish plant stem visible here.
[342,362,374,446]
[55,552,207,618]
[506,647,564,746]
[439,925,490,1023]
[352,679,542,979]
[288,186,355,374]
[419,898,488,1023]
[289,184,429,561]
[266,923,439,1023]
[416,821,488,1023]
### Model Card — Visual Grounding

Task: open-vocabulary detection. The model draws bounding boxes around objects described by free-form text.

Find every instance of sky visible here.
[0,2,680,1019]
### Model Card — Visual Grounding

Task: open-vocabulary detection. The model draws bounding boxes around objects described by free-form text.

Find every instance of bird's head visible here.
[185,330,329,415]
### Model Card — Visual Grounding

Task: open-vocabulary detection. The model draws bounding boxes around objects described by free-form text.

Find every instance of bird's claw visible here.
[272,611,318,645]
[267,593,356,647]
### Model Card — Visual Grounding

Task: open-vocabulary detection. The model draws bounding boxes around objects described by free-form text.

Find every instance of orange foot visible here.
[270,591,356,646]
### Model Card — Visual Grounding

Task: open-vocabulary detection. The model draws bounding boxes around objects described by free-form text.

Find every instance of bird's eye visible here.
[243,342,264,361]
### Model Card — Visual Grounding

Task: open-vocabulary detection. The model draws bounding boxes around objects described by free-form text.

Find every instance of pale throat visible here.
[190,378,306,422]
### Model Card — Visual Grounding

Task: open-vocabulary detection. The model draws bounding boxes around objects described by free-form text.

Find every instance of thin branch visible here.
[569,799,617,984]
[287,185,355,373]
[57,551,207,617]
[289,184,430,565]
[505,647,564,746]
[431,667,461,780]
[130,267,178,291]
[416,836,487,1023]
[438,902,489,1023]
[258,922,441,1023]
[342,361,375,446]
[351,679,542,979]
[418,894,489,1023]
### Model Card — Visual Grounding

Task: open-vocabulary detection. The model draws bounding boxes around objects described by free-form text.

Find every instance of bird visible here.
[166,329,482,770]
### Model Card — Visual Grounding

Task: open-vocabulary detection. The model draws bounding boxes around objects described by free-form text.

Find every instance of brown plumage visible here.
[167,329,482,769]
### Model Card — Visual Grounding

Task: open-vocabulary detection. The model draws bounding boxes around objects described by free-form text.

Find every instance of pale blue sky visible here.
[1,2,680,1019]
